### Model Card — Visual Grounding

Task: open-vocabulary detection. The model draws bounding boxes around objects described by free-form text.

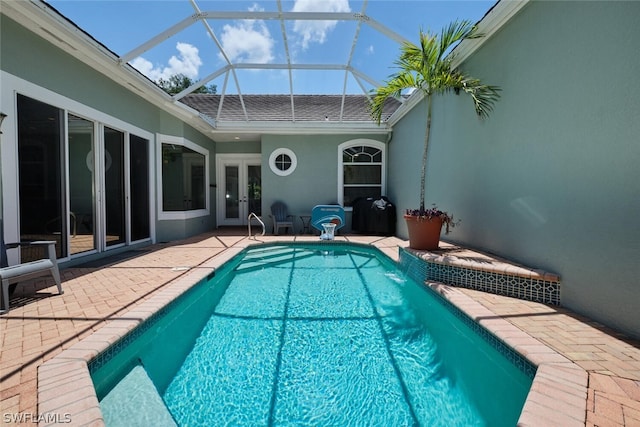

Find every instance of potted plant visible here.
[403,205,458,250]
[369,21,501,250]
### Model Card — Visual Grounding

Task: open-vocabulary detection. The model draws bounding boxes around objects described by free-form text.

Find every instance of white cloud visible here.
[131,42,202,81]
[291,0,351,50]
[367,45,374,55]
[218,4,274,64]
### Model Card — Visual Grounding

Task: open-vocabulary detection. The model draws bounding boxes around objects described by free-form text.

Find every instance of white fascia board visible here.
[167,100,218,133]
[387,90,424,126]
[451,0,530,69]
[213,121,390,136]
[4,1,213,136]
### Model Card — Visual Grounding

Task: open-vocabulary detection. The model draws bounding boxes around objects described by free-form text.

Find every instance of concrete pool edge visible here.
[36,239,587,426]
[427,282,588,426]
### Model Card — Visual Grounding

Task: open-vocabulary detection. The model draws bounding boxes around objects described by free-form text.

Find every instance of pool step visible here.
[236,247,320,274]
[100,364,177,426]
[237,246,302,272]
[243,246,297,260]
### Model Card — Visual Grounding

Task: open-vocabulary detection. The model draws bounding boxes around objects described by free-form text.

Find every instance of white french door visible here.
[216,154,261,226]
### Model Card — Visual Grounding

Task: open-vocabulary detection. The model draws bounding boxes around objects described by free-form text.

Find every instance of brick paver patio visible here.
[1,231,639,426]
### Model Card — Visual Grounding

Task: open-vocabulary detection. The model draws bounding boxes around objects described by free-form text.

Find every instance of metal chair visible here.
[269,201,295,235]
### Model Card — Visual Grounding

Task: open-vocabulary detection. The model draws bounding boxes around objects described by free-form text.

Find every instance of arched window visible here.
[338,139,386,207]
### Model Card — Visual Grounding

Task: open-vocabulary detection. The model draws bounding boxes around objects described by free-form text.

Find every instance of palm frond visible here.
[369,19,501,122]
[459,78,502,119]
[369,72,419,123]
[368,19,501,215]
[438,20,479,61]
[417,31,439,72]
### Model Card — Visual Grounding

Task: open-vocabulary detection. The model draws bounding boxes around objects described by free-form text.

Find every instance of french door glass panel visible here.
[219,157,261,226]
[247,165,261,216]
[104,127,125,247]
[68,114,96,255]
[224,165,240,220]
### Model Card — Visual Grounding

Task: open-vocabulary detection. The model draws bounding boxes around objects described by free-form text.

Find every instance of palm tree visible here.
[369,20,501,214]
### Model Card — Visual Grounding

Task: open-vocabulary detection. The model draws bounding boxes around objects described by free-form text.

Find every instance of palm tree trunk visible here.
[419,94,432,213]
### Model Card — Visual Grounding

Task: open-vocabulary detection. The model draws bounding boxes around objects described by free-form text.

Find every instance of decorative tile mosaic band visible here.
[88,293,179,374]
[399,249,539,379]
[399,248,560,306]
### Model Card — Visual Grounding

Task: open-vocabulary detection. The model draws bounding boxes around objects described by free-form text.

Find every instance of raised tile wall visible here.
[399,248,561,306]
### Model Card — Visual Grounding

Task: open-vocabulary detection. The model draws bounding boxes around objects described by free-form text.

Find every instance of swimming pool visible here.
[90,243,533,426]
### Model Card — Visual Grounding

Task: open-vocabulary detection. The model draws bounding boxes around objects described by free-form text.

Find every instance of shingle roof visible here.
[179,94,402,123]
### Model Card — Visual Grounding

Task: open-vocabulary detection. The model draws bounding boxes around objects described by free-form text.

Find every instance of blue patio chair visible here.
[269,201,295,235]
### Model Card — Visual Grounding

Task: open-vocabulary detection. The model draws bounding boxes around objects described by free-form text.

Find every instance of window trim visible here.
[268,148,297,176]
[157,134,210,220]
[337,139,386,209]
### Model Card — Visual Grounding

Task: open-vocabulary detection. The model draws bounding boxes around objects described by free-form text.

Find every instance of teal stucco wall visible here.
[388,1,640,338]
[261,134,388,233]
[1,16,158,130]
[1,15,216,243]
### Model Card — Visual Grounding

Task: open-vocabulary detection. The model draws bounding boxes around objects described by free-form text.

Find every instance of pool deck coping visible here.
[1,232,638,426]
[31,237,583,425]
[427,282,587,426]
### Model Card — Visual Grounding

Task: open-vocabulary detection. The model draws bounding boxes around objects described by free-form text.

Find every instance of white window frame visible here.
[337,138,386,209]
[268,147,297,176]
[157,134,210,220]
[1,71,156,263]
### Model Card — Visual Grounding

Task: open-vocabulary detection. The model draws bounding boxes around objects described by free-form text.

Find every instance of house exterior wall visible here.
[215,140,261,154]
[0,15,215,248]
[389,1,640,338]
[261,134,388,233]
[1,16,158,130]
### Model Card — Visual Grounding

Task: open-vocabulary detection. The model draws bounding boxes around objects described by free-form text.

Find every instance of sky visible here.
[47,0,496,95]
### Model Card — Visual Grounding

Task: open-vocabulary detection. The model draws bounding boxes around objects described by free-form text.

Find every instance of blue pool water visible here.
[91,244,533,426]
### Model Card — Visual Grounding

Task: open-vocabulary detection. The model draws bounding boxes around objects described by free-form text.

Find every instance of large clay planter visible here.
[404,214,443,250]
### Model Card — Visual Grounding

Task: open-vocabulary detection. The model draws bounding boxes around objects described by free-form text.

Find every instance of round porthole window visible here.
[269,148,297,176]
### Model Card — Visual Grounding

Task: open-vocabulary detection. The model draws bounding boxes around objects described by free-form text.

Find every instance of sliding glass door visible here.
[68,114,96,255]
[130,135,150,242]
[104,127,125,247]
[16,94,151,262]
[17,95,67,260]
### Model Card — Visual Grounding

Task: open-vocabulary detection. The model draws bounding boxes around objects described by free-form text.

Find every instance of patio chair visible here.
[269,201,295,235]
[1,220,63,314]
